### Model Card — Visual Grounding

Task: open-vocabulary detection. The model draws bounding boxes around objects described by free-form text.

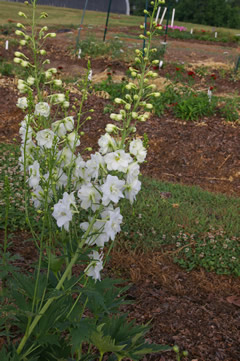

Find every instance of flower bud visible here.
[27,76,35,85]
[139,34,146,39]
[13,57,21,64]
[39,49,46,55]
[132,112,138,119]
[131,71,137,77]
[125,103,131,110]
[63,101,69,108]
[135,57,141,64]
[20,60,29,67]
[114,97,123,104]
[15,30,25,36]
[173,346,179,353]
[146,103,153,110]
[143,9,149,14]
[133,94,139,101]
[19,39,27,46]
[18,11,27,18]
[53,79,62,87]
[17,23,25,29]
[106,124,117,133]
[146,31,151,36]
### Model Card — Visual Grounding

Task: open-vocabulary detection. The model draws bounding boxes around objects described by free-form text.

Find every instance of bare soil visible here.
[0,30,240,361]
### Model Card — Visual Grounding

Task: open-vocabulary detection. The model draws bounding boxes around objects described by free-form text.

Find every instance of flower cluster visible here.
[15,0,159,284]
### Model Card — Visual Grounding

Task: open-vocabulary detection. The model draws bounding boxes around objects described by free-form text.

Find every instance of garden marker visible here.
[190,28,193,34]
[159,7,167,24]
[88,69,92,81]
[215,32,217,38]
[103,0,113,41]
[159,60,163,68]
[155,6,161,23]
[78,48,82,59]
[5,40,9,50]
[171,8,175,27]
[75,0,89,53]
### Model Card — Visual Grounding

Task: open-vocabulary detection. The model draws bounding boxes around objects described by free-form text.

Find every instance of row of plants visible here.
[94,75,240,122]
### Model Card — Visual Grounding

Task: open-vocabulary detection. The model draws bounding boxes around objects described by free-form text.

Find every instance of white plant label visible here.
[88,70,92,81]
[78,48,81,59]
[190,28,193,34]
[5,40,9,50]
[215,32,217,38]
[159,60,163,69]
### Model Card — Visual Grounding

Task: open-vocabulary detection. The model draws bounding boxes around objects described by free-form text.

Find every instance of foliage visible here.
[77,36,125,59]
[1,1,171,360]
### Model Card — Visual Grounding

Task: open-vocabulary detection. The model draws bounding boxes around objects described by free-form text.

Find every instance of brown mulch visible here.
[1,34,240,361]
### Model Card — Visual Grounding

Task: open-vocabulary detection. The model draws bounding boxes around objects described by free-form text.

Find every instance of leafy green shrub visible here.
[77,35,125,58]
[218,98,240,122]
[173,89,217,121]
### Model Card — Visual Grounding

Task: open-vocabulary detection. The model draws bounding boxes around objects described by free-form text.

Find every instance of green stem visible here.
[16,208,102,355]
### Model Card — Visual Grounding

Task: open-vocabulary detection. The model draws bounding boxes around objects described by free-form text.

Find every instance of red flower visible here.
[201,29,206,33]
[107,72,112,76]
[188,71,195,77]
[57,66,63,70]
[153,66,158,70]
[211,74,216,80]
[210,86,214,90]
[176,67,180,71]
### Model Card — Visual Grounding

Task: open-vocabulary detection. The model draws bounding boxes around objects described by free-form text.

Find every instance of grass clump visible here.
[119,177,240,276]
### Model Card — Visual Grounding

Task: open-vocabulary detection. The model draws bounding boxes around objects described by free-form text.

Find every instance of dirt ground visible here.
[0,30,240,361]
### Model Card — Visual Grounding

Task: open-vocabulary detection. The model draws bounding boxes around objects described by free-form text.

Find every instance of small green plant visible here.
[0,58,14,76]
[77,35,125,59]
[173,88,217,121]
[219,97,239,122]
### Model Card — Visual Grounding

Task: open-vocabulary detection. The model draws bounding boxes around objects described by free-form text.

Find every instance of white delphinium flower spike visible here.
[86,152,105,180]
[124,178,141,204]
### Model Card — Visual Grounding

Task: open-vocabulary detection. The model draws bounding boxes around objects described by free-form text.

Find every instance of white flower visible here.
[67,132,80,148]
[85,251,103,282]
[80,220,109,247]
[17,97,28,110]
[86,152,105,180]
[101,175,125,205]
[34,102,50,118]
[27,76,35,85]
[36,129,55,149]
[98,133,117,154]
[31,185,44,209]
[52,192,75,231]
[72,155,88,184]
[28,160,40,189]
[126,162,140,183]
[63,116,74,131]
[124,178,141,204]
[58,147,75,167]
[52,120,66,138]
[52,93,65,104]
[55,169,68,190]
[19,119,33,143]
[104,150,133,173]
[78,183,101,211]
[104,207,123,241]
[129,138,147,163]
